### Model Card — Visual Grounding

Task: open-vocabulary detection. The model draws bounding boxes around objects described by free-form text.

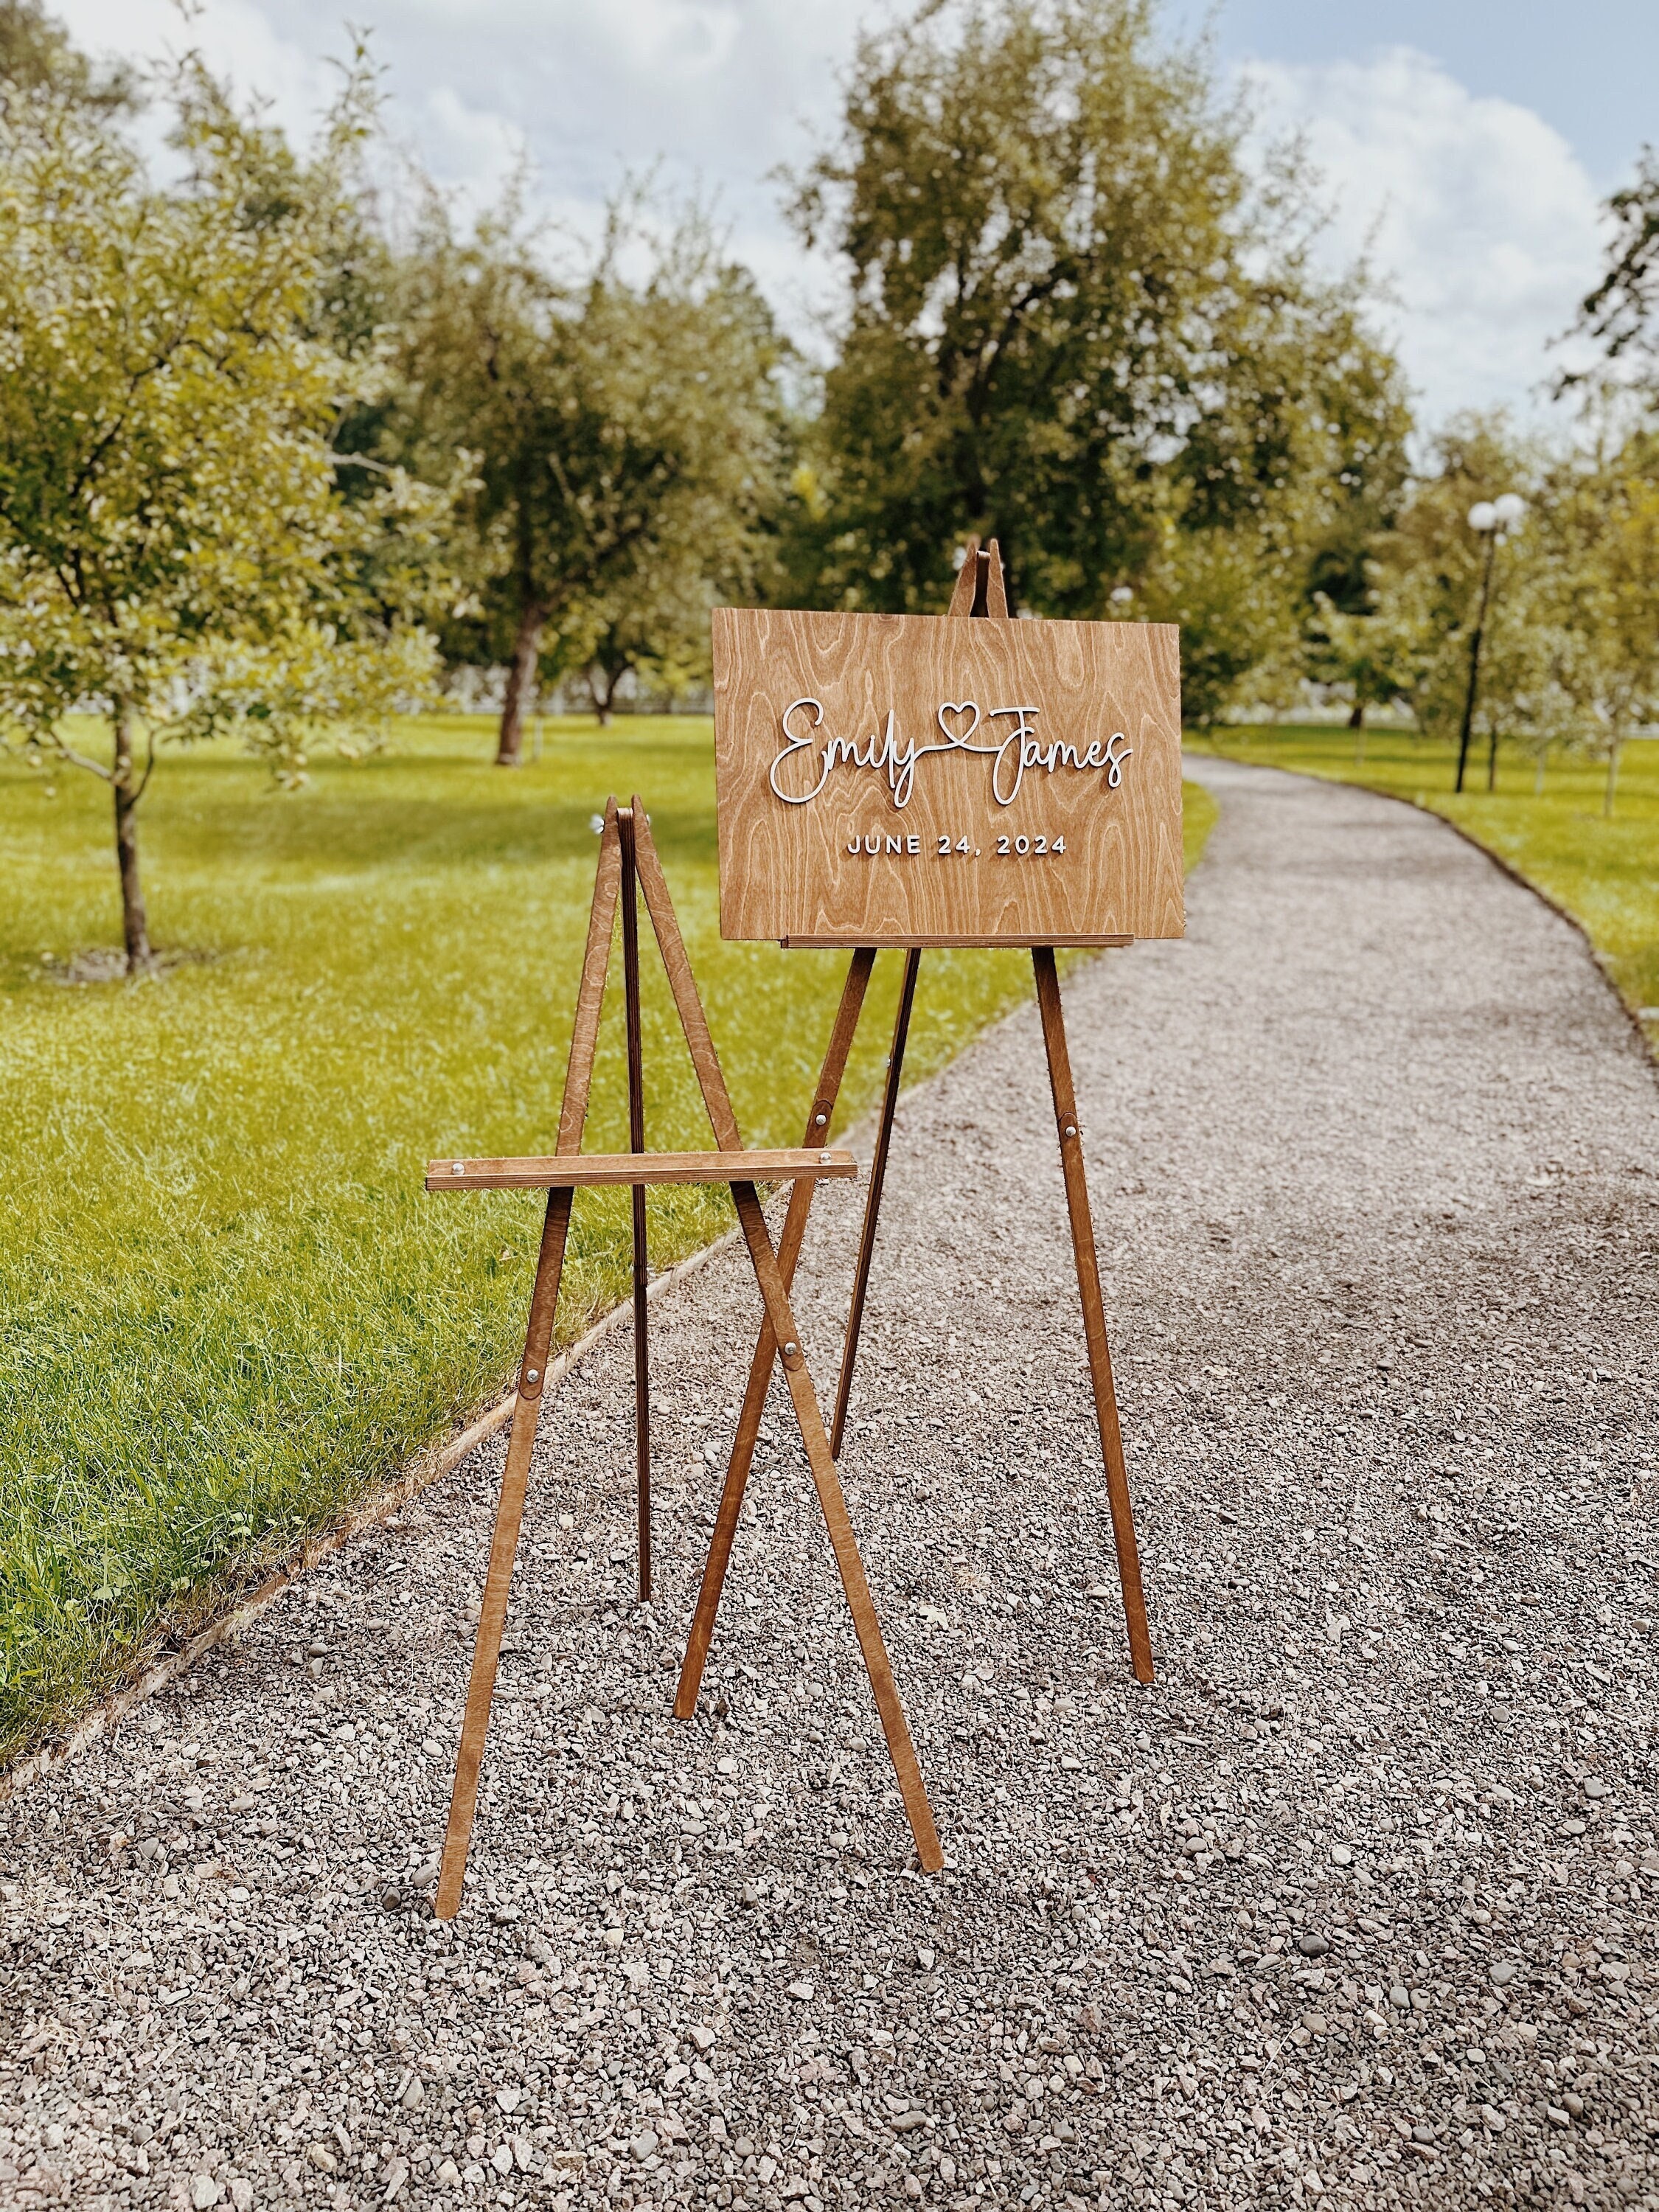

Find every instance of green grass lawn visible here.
[1191,726,1659,1034]
[0,714,1217,1760]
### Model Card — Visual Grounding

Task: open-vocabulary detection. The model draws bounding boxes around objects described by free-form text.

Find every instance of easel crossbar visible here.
[426,1147,857,1192]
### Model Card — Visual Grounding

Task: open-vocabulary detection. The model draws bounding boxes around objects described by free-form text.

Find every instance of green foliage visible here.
[785,0,1408,693]
[1533,432,1659,813]
[392,192,790,758]
[0,0,136,113]
[0,53,450,967]
[1311,412,1659,813]
[1568,145,1659,397]
[0,710,1214,1758]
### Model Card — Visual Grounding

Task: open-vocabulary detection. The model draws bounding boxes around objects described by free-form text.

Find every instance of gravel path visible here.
[4,757,1658,2212]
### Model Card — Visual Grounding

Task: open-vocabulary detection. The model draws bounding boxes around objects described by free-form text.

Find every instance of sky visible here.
[49,0,1659,431]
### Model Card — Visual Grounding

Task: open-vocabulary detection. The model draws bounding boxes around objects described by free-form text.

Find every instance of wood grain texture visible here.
[555,796,622,1152]
[630,799,745,1152]
[712,607,1183,945]
[675,948,877,1719]
[725,1174,945,1874]
[1032,947,1154,1684]
[830,948,919,1459]
[425,1148,858,1192]
[435,807,627,1919]
[619,807,653,1604]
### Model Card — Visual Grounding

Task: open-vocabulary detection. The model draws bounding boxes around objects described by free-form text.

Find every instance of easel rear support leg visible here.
[1032,948,1154,1685]
[619,807,652,1601]
[675,948,875,1717]
[831,947,920,1458]
[436,1186,574,1918]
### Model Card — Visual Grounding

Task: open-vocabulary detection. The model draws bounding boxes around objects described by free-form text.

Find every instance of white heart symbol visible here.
[936,700,981,745]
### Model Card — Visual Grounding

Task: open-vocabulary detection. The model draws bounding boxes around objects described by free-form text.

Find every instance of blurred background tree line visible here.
[0,0,1655,970]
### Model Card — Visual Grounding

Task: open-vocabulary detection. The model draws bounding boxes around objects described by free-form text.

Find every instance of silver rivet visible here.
[821,1151,834,1164]
[1065,1124,1077,1138]
[783,1341,798,1356]
[525,1368,539,1382]
[814,1112,827,1127]
[452,1161,465,1174]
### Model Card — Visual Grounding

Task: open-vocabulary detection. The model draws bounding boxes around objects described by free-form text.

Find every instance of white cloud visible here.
[49,9,1613,425]
[1241,46,1607,427]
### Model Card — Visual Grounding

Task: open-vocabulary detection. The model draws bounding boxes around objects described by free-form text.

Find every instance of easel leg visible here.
[436,1187,574,1918]
[831,947,920,1458]
[1032,948,1153,1684]
[727,1178,944,1872]
[619,809,651,1601]
[675,949,876,1717]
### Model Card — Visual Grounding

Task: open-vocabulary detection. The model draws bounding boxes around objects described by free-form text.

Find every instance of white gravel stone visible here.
[2,758,1657,2212]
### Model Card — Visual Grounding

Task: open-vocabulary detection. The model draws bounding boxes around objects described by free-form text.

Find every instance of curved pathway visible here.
[4,758,1657,2212]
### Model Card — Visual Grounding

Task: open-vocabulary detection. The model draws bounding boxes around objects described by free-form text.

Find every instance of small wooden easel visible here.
[428,796,943,1918]
[676,540,1154,1732]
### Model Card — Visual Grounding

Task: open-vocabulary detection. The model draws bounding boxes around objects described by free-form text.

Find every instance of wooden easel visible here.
[428,796,943,1919]
[676,540,1154,1733]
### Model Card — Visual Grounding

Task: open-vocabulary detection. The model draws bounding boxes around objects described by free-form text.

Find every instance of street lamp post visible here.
[1454,493,1526,794]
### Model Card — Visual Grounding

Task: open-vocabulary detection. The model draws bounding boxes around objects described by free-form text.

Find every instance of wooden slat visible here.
[434,807,624,1921]
[426,1147,857,1192]
[619,806,653,1603]
[556,797,622,1154]
[981,535,1010,619]
[830,948,919,1458]
[629,807,942,1870]
[675,947,877,1719]
[628,797,745,1152]
[726,1174,945,1874]
[1032,946,1154,1686]
[945,534,981,618]
[781,932,1133,950]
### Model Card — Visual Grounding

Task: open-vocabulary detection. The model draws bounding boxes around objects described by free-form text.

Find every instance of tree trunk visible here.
[1604,740,1621,819]
[1347,701,1364,729]
[1486,723,1500,793]
[112,706,153,975]
[496,599,545,767]
[588,660,628,726]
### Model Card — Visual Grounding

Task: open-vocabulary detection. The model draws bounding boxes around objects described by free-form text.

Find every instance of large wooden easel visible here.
[428,796,943,1919]
[675,540,1154,1731]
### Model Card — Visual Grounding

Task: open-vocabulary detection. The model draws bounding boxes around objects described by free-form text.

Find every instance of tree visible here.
[1567,147,1659,397]
[0,0,136,113]
[569,560,715,724]
[1537,437,1659,816]
[1304,574,1438,751]
[0,60,447,973]
[787,0,1408,648]
[396,196,788,764]
[1318,417,1543,773]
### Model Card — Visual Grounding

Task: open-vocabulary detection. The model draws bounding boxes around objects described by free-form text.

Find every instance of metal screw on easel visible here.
[525,1368,539,1384]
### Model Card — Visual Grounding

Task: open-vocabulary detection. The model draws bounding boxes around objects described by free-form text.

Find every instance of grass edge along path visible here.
[1188,726,1659,1054]
[0,717,1217,1767]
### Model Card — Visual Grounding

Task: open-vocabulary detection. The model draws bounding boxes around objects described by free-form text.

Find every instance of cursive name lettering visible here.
[768,697,1130,811]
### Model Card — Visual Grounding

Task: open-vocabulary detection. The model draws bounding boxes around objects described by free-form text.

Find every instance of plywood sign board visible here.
[712,607,1183,947]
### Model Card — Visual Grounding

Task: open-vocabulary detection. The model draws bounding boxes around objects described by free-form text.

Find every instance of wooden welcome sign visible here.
[712,600,1183,946]
[678,542,1166,1811]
